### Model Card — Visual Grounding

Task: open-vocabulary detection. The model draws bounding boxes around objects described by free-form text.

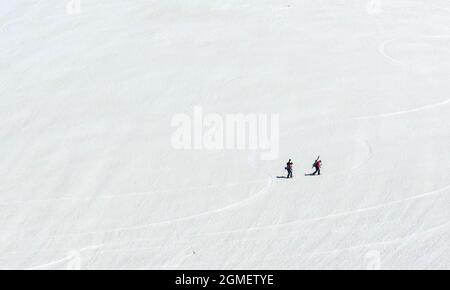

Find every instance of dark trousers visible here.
[312,167,321,175]
[287,169,293,178]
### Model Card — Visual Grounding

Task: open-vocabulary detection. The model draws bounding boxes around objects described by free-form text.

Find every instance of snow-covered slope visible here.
[0,0,449,269]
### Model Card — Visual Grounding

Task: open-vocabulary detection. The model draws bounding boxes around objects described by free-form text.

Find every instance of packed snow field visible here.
[1,0,449,269]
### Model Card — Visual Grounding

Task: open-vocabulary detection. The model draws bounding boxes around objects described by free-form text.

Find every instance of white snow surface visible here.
[0,0,449,269]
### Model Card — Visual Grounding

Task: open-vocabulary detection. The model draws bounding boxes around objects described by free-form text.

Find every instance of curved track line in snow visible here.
[199,183,450,237]
[30,220,449,267]
[262,220,450,262]
[49,153,276,238]
[26,244,103,270]
[26,256,71,270]
[0,179,266,206]
[351,97,450,120]
[378,34,450,66]
[51,173,274,238]
[378,39,404,65]
[350,139,373,171]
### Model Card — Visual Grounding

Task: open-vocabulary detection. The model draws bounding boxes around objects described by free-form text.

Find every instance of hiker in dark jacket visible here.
[286,159,293,178]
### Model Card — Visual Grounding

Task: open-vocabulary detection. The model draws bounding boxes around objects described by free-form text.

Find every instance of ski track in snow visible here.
[0,179,267,206]
[35,151,276,239]
[378,34,450,66]
[21,218,450,269]
[378,39,405,66]
[262,219,450,262]
[0,136,413,248]
[198,183,450,237]
[352,97,450,120]
[48,169,274,239]
[17,154,275,269]
[374,32,450,120]
[41,180,450,241]
[26,244,103,270]
[378,2,450,66]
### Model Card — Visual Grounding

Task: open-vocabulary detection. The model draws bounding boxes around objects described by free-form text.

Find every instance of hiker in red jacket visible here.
[312,157,322,175]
